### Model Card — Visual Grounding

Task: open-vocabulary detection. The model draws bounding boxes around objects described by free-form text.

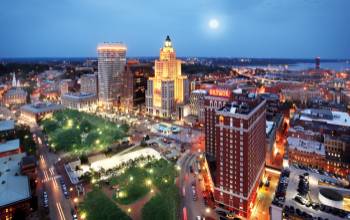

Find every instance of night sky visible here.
[1,0,349,59]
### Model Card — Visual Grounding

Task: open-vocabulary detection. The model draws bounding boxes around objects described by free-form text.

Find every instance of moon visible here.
[209,19,219,29]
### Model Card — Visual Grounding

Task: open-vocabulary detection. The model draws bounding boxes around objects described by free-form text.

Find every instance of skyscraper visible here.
[210,94,266,218]
[97,43,127,109]
[315,56,321,69]
[146,36,189,118]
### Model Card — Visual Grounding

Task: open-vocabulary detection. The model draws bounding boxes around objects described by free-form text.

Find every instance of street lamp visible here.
[73,197,79,203]
[80,212,87,220]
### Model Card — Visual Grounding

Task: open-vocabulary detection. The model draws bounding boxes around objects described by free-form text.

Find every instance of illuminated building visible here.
[204,87,233,158]
[61,92,97,111]
[20,102,64,125]
[59,79,73,95]
[324,135,350,176]
[189,89,207,122]
[97,43,127,109]
[212,95,266,218]
[146,36,189,118]
[122,61,153,112]
[80,74,98,96]
[2,74,27,108]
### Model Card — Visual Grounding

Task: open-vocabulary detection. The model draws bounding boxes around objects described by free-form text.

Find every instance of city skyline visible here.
[1,0,350,59]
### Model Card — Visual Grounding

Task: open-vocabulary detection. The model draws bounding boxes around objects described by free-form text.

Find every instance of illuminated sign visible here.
[209,89,231,97]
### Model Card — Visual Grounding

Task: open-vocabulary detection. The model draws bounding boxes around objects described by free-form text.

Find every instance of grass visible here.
[141,159,180,220]
[109,159,180,219]
[111,167,150,205]
[41,109,129,155]
[79,189,131,220]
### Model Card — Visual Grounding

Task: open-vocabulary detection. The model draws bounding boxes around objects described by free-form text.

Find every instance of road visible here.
[178,152,218,220]
[34,128,74,220]
[251,171,280,220]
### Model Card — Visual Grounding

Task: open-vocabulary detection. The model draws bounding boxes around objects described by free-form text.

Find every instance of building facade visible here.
[59,79,73,95]
[61,92,97,111]
[189,89,207,123]
[97,43,127,109]
[213,97,266,218]
[122,61,153,112]
[204,87,233,159]
[80,74,98,96]
[146,36,189,118]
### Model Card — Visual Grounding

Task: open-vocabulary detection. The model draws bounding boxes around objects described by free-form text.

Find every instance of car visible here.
[216,210,227,217]
[311,203,320,210]
[294,195,304,205]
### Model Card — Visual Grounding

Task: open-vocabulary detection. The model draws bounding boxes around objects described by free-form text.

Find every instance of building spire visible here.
[12,73,17,87]
[164,35,172,47]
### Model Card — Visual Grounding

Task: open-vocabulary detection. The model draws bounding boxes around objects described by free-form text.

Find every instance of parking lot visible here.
[283,166,350,220]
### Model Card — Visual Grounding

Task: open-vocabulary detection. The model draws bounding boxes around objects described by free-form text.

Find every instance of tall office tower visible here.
[80,74,98,96]
[315,56,321,69]
[204,87,233,159]
[213,95,266,218]
[97,43,127,109]
[122,60,154,112]
[146,36,189,118]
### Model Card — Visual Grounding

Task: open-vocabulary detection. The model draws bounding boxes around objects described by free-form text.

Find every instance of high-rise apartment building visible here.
[209,94,266,218]
[80,74,98,96]
[146,36,189,118]
[97,43,127,109]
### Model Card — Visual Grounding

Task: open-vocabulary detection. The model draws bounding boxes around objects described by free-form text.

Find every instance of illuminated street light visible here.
[146,179,152,186]
[205,208,211,213]
[127,208,132,213]
[80,212,87,219]
[73,197,79,203]
[91,178,96,184]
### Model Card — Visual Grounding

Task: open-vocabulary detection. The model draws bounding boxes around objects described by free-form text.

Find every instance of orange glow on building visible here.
[208,89,231,97]
[146,36,188,118]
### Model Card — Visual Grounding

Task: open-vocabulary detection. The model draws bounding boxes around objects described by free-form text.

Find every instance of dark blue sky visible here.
[1,0,349,59]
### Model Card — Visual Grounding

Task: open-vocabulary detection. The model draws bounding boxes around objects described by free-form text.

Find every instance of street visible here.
[178,152,218,220]
[34,128,74,220]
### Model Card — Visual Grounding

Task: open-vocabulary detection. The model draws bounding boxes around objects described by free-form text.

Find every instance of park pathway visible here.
[101,186,158,220]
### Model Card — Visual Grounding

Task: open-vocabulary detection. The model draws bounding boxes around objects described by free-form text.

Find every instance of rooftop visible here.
[218,97,263,115]
[300,109,350,127]
[20,102,64,114]
[0,139,20,154]
[0,120,15,132]
[61,92,97,100]
[287,136,325,155]
[0,153,30,207]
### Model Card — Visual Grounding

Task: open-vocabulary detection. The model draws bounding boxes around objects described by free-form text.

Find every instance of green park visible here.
[41,109,129,155]
[78,159,180,220]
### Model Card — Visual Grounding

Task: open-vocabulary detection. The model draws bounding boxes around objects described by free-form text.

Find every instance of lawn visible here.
[79,189,131,220]
[111,166,150,205]
[109,159,180,219]
[142,159,180,220]
[41,109,129,154]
